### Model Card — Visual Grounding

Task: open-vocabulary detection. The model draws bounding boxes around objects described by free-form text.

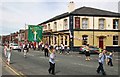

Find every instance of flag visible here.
[28,25,43,42]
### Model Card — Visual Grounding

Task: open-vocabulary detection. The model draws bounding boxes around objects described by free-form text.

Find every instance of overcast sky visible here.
[0,0,120,35]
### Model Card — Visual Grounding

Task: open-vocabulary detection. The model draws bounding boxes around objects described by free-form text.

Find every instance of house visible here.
[39,2,120,51]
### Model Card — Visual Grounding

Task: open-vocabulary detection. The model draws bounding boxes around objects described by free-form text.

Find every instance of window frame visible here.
[113,35,119,46]
[113,19,119,29]
[99,18,105,29]
[82,18,88,29]
[63,19,68,30]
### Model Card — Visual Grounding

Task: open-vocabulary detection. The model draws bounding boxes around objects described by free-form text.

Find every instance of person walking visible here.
[4,43,7,58]
[107,51,113,66]
[85,44,90,61]
[44,45,49,57]
[6,44,12,65]
[48,46,56,75]
[23,43,28,58]
[96,49,106,75]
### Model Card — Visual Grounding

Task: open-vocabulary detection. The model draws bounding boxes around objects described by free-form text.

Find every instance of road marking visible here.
[0,57,26,77]
[73,63,94,68]
[115,59,120,61]
[77,56,81,57]
[27,53,34,56]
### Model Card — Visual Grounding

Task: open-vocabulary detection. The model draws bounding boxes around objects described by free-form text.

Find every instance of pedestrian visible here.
[23,43,28,58]
[96,49,107,75]
[85,44,90,61]
[44,45,49,57]
[4,43,7,58]
[6,44,12,65]
[48,46,56,75]
[42,43,44,51]
[67,46,70,54]
[107,51,113,66]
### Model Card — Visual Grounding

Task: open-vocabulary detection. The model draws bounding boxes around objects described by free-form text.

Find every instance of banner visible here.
[28,25,43,42]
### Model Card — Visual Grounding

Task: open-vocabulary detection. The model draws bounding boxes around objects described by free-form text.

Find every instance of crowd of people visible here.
[3,41,114,75]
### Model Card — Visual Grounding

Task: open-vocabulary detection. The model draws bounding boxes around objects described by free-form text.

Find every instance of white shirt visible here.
[49,53,55,64]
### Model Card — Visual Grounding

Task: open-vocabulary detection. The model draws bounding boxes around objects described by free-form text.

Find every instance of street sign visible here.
[28,25,43,42]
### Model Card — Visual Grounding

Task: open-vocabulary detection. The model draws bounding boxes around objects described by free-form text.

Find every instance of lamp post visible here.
[93,16,95,46]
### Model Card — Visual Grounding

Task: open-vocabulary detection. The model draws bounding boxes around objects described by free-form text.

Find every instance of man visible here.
[96,49,106,75]
[44,45,49,57]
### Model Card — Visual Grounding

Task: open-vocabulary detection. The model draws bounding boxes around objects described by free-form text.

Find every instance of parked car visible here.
[10,43,21,51]
[79,46,99,54]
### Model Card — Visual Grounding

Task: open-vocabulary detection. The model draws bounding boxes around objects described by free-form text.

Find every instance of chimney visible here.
[68,1,75,13]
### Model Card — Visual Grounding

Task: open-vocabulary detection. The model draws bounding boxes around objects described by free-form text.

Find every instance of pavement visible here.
[0,46,119,76]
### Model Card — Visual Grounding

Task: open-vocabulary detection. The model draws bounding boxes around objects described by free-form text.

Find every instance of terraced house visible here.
[39,2,120,52]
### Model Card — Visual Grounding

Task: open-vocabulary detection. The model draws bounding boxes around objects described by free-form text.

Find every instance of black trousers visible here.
[44,49,49,57]
[108,58,113,66]
[97,62,105,75]
[48,62,55,74]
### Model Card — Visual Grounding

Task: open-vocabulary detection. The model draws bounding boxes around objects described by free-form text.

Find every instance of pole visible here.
[93,16,94,46]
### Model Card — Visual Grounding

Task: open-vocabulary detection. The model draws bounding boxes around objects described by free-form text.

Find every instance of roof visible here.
[71,6,119,17]
[39,6,120,25]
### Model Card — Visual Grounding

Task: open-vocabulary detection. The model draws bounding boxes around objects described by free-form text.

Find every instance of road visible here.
[0,46,119,76]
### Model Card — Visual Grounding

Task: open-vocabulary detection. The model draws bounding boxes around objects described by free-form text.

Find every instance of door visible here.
[99,37,104,49]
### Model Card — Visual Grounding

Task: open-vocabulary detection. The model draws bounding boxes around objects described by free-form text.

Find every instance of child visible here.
[48,46,56,75]
[107,51,113,66]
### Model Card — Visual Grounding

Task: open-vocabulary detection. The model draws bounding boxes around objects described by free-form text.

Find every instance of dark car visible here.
[79,46,99,54]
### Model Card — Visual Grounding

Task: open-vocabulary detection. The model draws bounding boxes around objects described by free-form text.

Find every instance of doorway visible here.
[99,37,104,49]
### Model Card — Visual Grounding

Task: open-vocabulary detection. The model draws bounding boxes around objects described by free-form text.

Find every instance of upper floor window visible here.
[82,18,88,29]
[113,19,119,29]
[113,35,118,45]
[48,24,50,30]
[99,19,105,29]
[54,22,57,31]
[75,17,80,29]
[63,19,68,30]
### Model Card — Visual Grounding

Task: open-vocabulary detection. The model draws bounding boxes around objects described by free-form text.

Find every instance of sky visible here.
[0,0,120,35]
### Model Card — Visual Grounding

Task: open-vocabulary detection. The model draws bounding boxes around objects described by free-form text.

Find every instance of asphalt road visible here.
[0,46,119,76]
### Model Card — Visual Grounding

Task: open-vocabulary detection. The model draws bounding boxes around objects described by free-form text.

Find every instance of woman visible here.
[48,46,56,75]
[85,44,90,61]
[4,43,7,58]
[6,44,12,65]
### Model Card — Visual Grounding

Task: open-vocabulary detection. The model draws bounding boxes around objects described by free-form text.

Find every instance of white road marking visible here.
[115,59,120,61]
[73,63,94,68]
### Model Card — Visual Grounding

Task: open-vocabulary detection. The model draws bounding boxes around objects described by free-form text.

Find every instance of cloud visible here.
[0,1,119,35]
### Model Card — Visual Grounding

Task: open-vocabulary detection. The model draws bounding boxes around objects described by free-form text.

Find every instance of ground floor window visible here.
[113,35,118,45]
[82,35,88,45]
[54,36,57,44]
[61,36,63,44]
[65,36,67,45]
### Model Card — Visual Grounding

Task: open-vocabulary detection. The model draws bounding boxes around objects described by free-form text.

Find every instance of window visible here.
[113,36,118,45]
[82,35,88,45]
[54,36,57,44]
[82,18,88,29]
[48,24,50,30]
[61,36,63,44]
[113,19,119,29]
[75,17,80,29]
[99,19,105,29]
[65,36,67,45]
[54,22,57,31]
[63,19,68,30]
